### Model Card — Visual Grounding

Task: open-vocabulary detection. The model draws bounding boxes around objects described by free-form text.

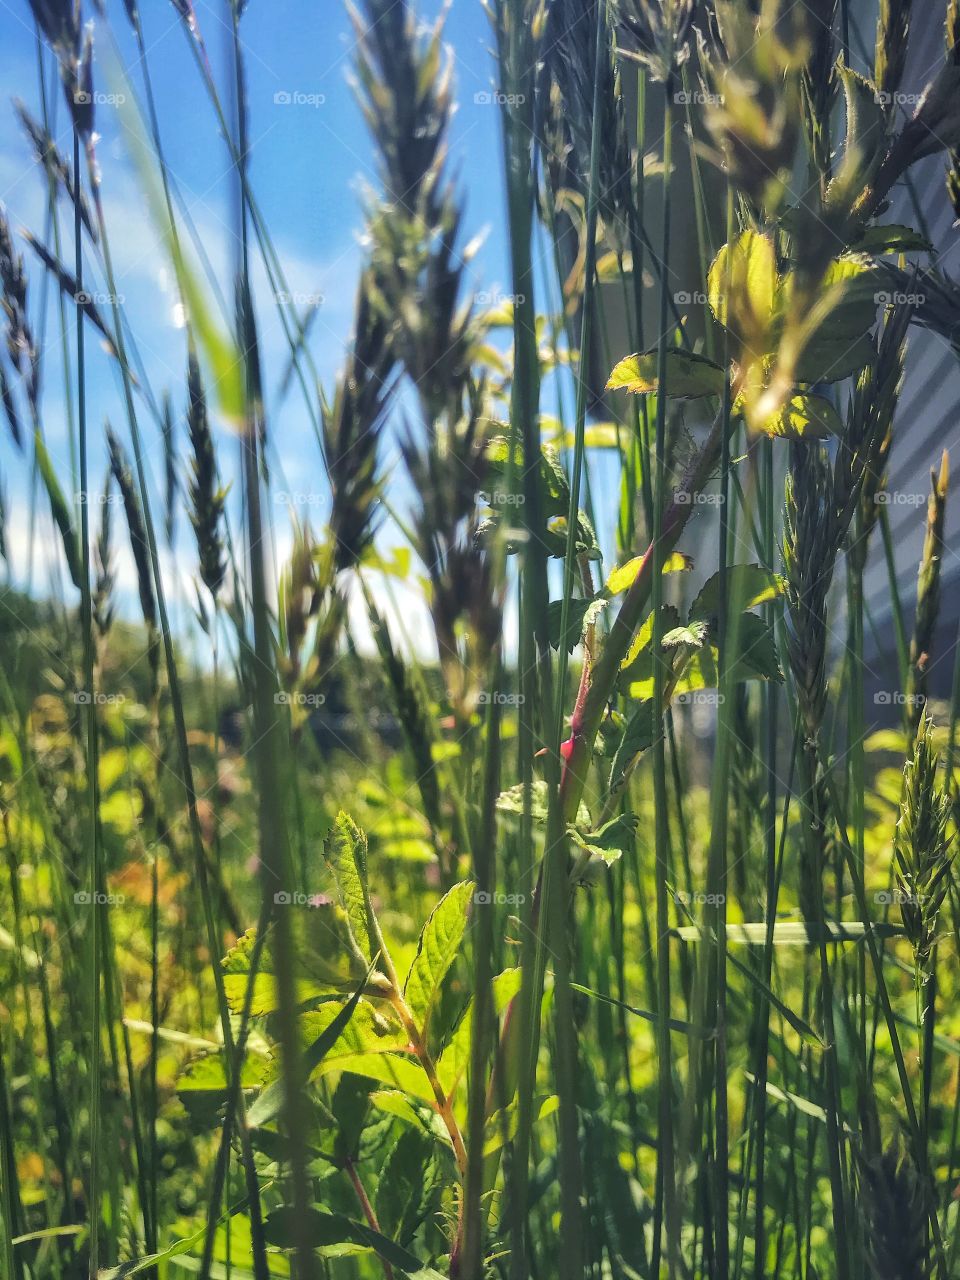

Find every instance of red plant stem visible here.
[344,1156,395,1280]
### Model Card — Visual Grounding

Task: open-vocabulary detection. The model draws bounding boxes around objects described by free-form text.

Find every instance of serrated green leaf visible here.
[708,229,778,333]
[438,967,523,1095]
[403,881,474,1039]
[604,550,690,596]
[608,702,658,792]
[376,1127,440,1245]
[852,224,932,254]
[496,780,590,828]
[547,596,607,652]
[747,390,842,439]
[324,811,375,963]
[689,565,787,620]
[248,972,370,1129]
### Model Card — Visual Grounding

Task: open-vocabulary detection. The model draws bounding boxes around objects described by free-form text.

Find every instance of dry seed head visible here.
[894,710,953,975]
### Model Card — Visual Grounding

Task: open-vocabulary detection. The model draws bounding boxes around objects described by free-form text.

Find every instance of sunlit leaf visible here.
[606,349,725,398]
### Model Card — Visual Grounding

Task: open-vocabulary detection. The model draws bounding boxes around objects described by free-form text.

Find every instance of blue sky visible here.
[0,0,519,636]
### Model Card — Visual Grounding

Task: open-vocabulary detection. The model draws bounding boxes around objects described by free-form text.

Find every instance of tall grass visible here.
[2,0,960,1278]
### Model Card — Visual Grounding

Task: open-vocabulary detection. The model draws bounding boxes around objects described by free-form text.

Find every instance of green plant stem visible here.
[650,77,679,1280]
[73,123,103,1280]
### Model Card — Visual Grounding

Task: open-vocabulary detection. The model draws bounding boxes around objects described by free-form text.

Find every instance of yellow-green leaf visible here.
[606,349,725,398]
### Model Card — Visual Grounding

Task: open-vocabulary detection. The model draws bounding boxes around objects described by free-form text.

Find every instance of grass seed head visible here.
[906,453,948,730]
[186,350,226,604]
[894,710,954,976]
[324,267,396,574]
